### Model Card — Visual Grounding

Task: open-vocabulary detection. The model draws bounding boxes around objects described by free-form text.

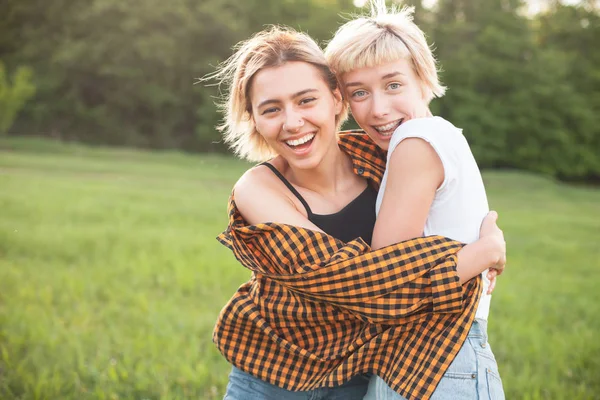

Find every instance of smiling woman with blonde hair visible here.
[203,24,506,400]
[326,0,506,398]
[210,26,348,163]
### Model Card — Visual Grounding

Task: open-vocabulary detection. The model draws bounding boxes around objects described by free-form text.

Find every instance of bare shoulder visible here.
[232,161,311,226]
[387,137,444,190]
[391,137,440,166]
[233,163,282,208]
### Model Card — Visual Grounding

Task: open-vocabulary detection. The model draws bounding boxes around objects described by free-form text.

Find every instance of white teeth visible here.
[285,133,315,147]
[375,121,398,131]
[374,119,403,135]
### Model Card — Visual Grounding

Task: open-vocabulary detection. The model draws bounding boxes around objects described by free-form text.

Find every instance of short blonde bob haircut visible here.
[325,0,445,103]
[204,26,349,162]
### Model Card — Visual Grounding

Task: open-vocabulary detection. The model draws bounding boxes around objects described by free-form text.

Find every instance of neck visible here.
[286,144,354,196]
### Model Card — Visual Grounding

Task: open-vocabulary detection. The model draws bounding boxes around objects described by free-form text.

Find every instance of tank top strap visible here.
[260,162,313,216]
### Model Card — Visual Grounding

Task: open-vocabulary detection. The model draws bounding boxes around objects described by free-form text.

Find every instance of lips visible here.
[285,133,315,147]
[372,118,404,137]
[283,132,317,156]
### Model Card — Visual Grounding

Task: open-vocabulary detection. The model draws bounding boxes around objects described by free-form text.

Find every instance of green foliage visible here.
[0,0,358,152]
[431,0,599,181]
[0,138,599,399]
[0,0,598,180]
[0,62,35,135]
[536,4,600,180]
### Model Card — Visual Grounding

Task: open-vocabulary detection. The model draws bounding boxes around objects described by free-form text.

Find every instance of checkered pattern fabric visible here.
[214,132,482,400]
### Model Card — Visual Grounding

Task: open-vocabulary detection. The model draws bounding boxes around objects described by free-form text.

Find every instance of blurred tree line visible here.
[0,0,598,181]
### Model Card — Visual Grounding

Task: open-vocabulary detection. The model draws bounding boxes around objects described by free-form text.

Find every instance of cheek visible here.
[411,87,428,105]
[254,118,278,140]
[349,102,368,122]
[314,103,338,125]
[394,94,420,115]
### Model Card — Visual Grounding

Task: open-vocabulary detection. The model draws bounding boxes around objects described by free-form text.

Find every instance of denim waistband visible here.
[468,318,488,343]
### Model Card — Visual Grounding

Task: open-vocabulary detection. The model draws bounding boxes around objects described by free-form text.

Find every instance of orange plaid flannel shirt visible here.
[215,132,482,400]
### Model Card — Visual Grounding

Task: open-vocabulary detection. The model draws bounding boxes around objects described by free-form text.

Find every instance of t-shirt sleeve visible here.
[387,118,458,193]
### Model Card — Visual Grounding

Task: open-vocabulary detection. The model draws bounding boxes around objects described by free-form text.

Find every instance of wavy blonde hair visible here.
[325,0,445,103]
[202,26,349,162]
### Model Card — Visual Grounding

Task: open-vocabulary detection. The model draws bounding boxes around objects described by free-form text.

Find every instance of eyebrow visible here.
[257,88,318,109]
[345,71,405,88]
[382,71,404,80]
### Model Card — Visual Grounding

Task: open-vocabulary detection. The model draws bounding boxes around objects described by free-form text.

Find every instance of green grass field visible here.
[1,138,599,400]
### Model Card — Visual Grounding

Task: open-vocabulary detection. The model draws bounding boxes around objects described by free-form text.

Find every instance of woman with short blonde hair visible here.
[326,1,505,399]
[206,26,348,162]
[325,1,445,103]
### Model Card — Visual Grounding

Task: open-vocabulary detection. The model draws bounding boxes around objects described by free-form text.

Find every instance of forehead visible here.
[250,61,327,103]
[341,58,414,85]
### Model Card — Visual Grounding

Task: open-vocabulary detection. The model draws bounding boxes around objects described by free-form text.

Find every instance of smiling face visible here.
[342,58,431,150]
[250,61,343,170]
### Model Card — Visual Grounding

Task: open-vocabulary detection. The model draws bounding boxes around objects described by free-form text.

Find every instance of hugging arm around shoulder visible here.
[218,193,473,323]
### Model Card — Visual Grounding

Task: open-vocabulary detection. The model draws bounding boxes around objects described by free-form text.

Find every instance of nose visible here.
[283,111,304,132]
[371,92,390,119]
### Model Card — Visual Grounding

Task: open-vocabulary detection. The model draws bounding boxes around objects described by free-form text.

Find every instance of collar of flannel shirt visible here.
[337,130,387,188]
[214,131,482,400]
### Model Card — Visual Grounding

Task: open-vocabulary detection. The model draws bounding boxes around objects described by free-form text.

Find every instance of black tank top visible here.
[261,162,377,245]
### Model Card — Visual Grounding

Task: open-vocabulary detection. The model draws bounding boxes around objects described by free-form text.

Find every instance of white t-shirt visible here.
[375,116,491,320]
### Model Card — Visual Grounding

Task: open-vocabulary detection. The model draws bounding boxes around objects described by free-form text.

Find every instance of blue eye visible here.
[388,83,401,90]
[351,90,367,98]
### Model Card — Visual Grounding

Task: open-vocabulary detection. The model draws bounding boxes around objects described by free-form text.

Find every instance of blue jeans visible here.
[364,319,505,400]
[223,367,369,400]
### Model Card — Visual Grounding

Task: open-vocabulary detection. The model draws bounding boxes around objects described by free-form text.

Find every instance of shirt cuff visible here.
[430,253,464,313]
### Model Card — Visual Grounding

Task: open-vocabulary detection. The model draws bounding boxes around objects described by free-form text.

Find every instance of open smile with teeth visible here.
[373,118,404,137]
[285,133,315,148]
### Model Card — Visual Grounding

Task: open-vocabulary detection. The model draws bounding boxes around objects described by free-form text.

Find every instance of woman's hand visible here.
[479,211,506,275]
[487,270,498,295]
[479,211,506,294]
[453,211,507,286]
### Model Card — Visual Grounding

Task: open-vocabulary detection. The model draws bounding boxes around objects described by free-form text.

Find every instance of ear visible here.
[246,106,257,125]
[419,81,431,102]
[332,88,343,115]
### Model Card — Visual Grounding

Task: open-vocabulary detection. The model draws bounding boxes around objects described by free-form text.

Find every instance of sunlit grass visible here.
[0,138,598,399]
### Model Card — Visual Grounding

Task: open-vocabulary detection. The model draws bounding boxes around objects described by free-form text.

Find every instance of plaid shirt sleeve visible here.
[218,196,466,322]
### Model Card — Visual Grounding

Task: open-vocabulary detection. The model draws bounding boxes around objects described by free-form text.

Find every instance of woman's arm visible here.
[372,138,505,285]
[222,155,482,323]
[371,138,441,248]
[226,222,471,323]
[222,165,469,321]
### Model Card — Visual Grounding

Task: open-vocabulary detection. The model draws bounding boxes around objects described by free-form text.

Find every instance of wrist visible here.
[481,236,501,268]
